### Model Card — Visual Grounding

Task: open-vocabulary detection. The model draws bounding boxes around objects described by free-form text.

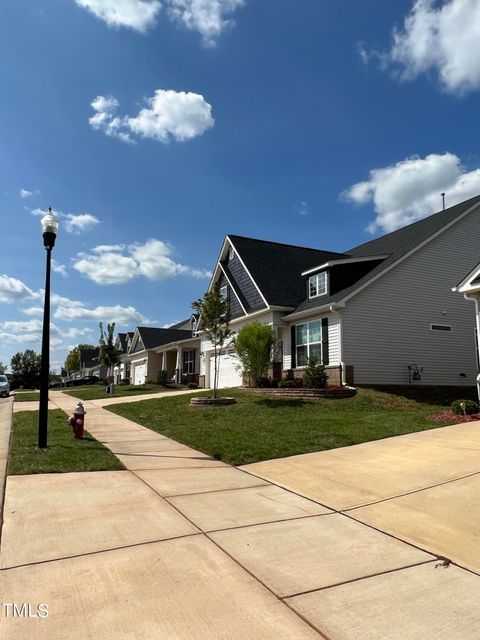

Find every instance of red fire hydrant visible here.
[68,401,86,439]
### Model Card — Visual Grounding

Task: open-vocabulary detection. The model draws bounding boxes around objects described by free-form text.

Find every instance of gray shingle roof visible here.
[229,195,480,315]
[136,327,193,349]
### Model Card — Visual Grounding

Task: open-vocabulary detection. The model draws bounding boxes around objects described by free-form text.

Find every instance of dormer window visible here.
[309,272,327,298]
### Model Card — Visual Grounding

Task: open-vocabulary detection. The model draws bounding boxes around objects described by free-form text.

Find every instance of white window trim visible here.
[220,285,228,300]
[308,272,328,299]
[295,320,323,366]
[183,349,196,374]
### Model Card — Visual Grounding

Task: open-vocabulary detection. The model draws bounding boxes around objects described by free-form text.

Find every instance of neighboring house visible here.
[129,319,199,385]
[70,347,107,382]
[199,195,480,389]
[453,262,480,400]
[113,332,134,384]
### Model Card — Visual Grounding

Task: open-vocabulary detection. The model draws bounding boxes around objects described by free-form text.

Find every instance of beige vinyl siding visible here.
[342,209,480,385]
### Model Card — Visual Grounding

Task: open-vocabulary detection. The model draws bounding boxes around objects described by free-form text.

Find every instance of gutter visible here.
[465,293,480,404]
[283,301,346,322]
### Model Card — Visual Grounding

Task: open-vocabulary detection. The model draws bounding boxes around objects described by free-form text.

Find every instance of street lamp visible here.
[38,207,59,448]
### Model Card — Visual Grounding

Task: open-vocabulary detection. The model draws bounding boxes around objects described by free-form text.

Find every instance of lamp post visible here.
[38,208,59,449]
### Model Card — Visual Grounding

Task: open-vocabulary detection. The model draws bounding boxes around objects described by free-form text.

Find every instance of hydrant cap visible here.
[74,401,86,415]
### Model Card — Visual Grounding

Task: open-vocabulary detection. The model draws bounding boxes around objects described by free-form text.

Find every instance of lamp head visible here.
[41,207,59,248]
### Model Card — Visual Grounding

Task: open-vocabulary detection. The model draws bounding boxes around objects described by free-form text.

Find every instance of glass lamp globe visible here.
[40,208,59,235]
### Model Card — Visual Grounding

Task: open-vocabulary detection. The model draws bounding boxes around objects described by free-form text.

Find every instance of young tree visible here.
[192,286,231,398]
[233,322,275,387]
[99,322,120,381]
[10,350,42,389]
[64,343,95,373]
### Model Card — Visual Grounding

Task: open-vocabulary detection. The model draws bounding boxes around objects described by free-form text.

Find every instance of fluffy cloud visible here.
[74,0,161,32]
[73,238,211,284]
[365,0,480,95]
[20,188,34,199]
[89,89,214,144]
[343,152,480,233]
[55,304,150,325]
[52,261,68,278]
[0,275,39,304]
[75,0,244,44]
[167,0,245,46]
[30,208,100,234]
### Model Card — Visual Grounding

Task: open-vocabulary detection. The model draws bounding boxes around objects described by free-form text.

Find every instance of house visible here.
[70,347,107,382]
[453,261,480,400]
[199,195,480,389]
[128,318,199,385]
[113,332,134,384]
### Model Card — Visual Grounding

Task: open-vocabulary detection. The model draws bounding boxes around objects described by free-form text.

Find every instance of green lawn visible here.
[8,409,124,475]
[106,387,454,466]
[62,384,171,401]
[13,391,40,402]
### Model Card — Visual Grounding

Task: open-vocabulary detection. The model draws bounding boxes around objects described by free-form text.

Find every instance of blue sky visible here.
[1,0,480,371]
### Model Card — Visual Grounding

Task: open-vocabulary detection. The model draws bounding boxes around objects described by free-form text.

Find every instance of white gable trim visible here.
[218,263,248,315]
[452,262,480,294]
[227,236,270,308]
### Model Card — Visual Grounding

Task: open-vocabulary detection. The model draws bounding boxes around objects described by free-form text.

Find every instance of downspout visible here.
[330,304,347,386]
[465,294,480,403]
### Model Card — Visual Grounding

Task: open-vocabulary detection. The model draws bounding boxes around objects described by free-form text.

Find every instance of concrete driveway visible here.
[2,393,480,638]
[244,420,480,638]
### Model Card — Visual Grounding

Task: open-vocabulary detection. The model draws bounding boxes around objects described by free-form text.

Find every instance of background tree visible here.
[64,343,95,373]
[192,286,231,398]
[0,362,6,375]
[233,322,274,387]
[10,350,41,389]
[99,322,120,381]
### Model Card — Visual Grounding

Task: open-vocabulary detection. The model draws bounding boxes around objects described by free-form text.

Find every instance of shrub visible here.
[233,322,275,387]
[257,377,271,388]
[303,356,328,389]
[157,370,169,386]
[278,379,295,388]
[187,382,198,390]
[451,399,479,415]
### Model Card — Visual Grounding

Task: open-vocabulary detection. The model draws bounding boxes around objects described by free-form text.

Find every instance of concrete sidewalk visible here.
[1,394,480,638]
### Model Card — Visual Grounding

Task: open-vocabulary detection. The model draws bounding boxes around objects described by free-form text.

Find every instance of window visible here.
[296,320,322,366]
[183,350,196,374]
[229,247,235,260]
[309,272,327,298]
[430,324,452,332]
[220,285,228,300]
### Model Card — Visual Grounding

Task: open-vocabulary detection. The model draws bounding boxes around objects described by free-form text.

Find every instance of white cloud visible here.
[52,260,68,278]
[167,0,245,46]
[73,238,211,284]
[89,89,214,144]
[55,304,149,325]
[75,0,161,32]
[64,213,100,234]
[369,0,480,95]
[20,188,37,199]
[343,152,480,233]
[294,201,309,216]
[0,275,39,304]
[22,306,44,316]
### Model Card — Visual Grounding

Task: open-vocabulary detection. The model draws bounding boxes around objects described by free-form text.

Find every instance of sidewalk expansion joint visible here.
[0,531,203,572]
[198,511,335,535]
[341,467,480,512]
[281,559,437,599]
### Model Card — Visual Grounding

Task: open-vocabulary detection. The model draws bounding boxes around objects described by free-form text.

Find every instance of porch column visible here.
[175,347,182,384]
[161,351,166,371]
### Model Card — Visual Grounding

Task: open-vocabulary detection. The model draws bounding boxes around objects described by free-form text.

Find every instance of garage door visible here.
[134,363,146,385]
[209,352,243,389]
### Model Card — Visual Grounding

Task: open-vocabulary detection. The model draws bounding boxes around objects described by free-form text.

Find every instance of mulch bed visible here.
[427,412,480,424]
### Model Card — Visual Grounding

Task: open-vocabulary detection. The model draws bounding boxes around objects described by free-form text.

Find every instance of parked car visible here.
[81,376,99,385]
[0,375,10,397]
